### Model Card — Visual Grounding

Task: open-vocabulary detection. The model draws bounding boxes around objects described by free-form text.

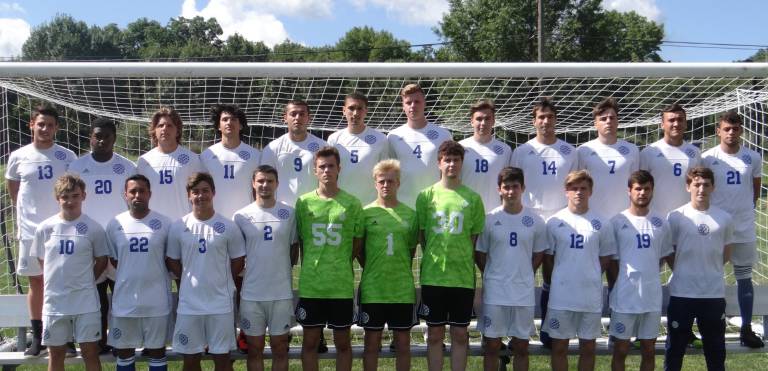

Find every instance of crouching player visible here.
[166,173,246,371]
[475,167,547,371]
[31,174,109,371]
[234,165,298,371]
[358,159,418,371]
[608,170,672,371]
[106,174,173,371]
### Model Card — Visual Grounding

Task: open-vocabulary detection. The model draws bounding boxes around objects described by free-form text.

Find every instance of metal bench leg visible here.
[763,315,768,341]
[16,327,26,352]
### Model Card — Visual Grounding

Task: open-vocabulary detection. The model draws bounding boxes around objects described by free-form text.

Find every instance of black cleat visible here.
[65,342,78,358]
[740,327,765,348]
[317,334,328,353]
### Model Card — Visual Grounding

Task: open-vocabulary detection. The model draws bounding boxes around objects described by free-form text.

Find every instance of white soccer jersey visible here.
[137,146,202,221]
[31,214,109,315]
[167,213,246,315]
[68,153,137,227]
[609,210,673,313]
[260,133,328,207]
[667,203,735,298]
[577,139,639,218]
[701,146,761,243]
[546,208,616,313]
[106,210,172,317]
[511,139,578,217]
[459,137,512,212]
[387,123,452,208]
[234,202,297,302]
[327,127,389,204]
[640,140,701,216]
[476,206,547,306]
[5,144,76,240]
[200,142,262,219]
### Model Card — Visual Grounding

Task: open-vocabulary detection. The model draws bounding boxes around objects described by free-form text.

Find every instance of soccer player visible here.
[510,97,577,348]
[200,104,261,219]
[166,173,246,371]
[475,167,546,371]
[388,83,452,208]
[577,97,639,217]
[234,165,298,371]
[106,174,172,371]
[261,100,329,207]
[294,146,364,371]
[459,99,512,212]
[608,170,672,371]
[137,107,202,221]
[68,117,137,353]
[543,170,616,371]
[358,159,418,371]
[5,106,76,357]
[701,110,764,348]
[30,174,109,371]
[664,167,735,371]
[327,92,389,205]
[639,103,701,217]
[416,140,485,371]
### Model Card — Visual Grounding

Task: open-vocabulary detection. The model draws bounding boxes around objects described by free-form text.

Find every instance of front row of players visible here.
[34,141,736,371]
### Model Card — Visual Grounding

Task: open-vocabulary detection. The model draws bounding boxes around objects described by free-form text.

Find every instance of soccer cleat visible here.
[317,334,328,353]
[65,342,78,358]
[740,327,765,348]
[540,331,552,350]
[237,330,249,354]
[99,344,113,355]
[23,340,47,358]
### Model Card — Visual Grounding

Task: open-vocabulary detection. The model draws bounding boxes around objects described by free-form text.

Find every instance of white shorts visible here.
[42,311,101,346]
[479,304,534,339]
[730,242,757,266]
[108,315,169,349]
[609,311,661,340]
[542,309,602,340]
[16,239,42,276]
[239,298,294,337]
[172,312,235,355]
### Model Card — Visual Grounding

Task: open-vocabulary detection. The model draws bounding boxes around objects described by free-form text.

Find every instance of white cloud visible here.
[603,0,661,22]
[0,2,25,14]
[181,0,335,47]
[0,18,30,58]
[353,0,449,26]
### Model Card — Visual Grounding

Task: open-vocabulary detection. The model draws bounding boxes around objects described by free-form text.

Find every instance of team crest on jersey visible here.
[651,217,663,228]
[483,316,492,328]
[697,224,710,235]
[419,304,430,316]
[614,322,626,334]
[296,307,307,321]
[308,142,320,152]
[278,209,290,220]
[76,222,89,235]
[213,222,226,234]
[591,219,602,231]
[112,163,125,174]
[559,145,572,155]
[364,134,377,144]
[549,318,560,329]
[177,333,189,345]
[685,148,697,159]
[238,150,251,160]
[112,328,122,339]
[618,145,630,155]
[149,219,162,230]
[427,130,439,140]
[493,145,504,155]
[240,318,251,330]
[359,311,370,324]
[741,154,752,165]
[177,153,190,165]
[522,216,535,227]
[55,150,67,161]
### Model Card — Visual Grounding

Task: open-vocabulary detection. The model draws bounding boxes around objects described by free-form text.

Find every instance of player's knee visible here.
[512,341,529,357]
[483,338,501,354]
[450,329,469,346]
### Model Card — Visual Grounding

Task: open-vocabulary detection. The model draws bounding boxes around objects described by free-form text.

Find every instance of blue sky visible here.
[0,0,765,61]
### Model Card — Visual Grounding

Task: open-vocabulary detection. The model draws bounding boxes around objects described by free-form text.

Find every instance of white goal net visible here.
[1,62,768,298]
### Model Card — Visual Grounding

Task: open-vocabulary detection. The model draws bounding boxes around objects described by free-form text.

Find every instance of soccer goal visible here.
[1,62,768,298]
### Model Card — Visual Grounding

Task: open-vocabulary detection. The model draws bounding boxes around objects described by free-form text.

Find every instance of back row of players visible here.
[5,83,762,371]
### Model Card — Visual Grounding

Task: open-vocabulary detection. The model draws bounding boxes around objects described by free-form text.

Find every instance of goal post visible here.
[1,62,768,296]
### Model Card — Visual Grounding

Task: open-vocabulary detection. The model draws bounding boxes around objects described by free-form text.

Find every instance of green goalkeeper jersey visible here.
[416,183,485,289]
[359,202,418,304]
[296,189,364,299]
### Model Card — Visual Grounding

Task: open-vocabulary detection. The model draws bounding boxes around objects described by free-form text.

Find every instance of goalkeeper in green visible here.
[416,140,486,371]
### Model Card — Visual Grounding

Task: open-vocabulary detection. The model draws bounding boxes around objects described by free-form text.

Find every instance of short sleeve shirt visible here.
[200,142,262,219]
[511,139,578,217]
[68,153,137,227]
[260,133,329,207]
[459,137,512,212]
[137,146,202,221]
[327,127,389,205]
[577,139,639,217]
[639,139,701,216]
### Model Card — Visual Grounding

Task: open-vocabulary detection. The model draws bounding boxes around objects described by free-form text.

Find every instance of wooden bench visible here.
[2,285,767,370]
